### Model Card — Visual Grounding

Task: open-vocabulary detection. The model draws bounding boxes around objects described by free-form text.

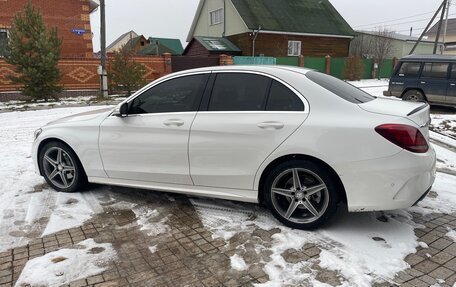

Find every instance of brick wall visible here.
[0,0,94,58]
[228,33,351,57]
[0,55,170,96]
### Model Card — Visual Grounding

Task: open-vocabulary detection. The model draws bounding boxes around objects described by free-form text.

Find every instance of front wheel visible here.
[264,160,339,230]
[39,141,87,192]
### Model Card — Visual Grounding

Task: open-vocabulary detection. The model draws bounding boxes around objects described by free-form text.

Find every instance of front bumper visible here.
[336,147,437,212]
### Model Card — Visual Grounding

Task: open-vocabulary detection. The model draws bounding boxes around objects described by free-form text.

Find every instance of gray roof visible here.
[107,30,138,51]
[358,30,438,43]
[426,18,456,36]
[401,54,456,62]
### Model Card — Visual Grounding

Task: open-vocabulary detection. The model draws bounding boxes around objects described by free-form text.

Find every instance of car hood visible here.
[46,107,113,126]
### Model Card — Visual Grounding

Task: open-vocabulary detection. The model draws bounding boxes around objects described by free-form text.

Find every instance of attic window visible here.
[210,8,224,25]
[288,41,301,56]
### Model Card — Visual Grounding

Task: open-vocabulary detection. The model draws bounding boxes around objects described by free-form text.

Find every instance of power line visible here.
[353,10,436,28]
[358,13,456,31]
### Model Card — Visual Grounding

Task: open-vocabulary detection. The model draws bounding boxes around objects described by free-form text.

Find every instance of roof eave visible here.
[258,30,354,39]
[88,0,99,13]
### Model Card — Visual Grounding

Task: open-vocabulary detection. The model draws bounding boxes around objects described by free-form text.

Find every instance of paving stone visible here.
[428,266,454,280]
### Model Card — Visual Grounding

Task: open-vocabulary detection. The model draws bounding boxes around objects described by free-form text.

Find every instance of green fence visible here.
[276,57,299,66]
[303,57,326,73]
[232,55,394,79]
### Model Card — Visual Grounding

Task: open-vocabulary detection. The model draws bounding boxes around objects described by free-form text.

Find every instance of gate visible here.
[233,56,276,65]
[171,56,220,72]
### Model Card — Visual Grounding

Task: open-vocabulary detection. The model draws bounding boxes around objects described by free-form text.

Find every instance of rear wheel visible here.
[403,90,426,102]
[264,160,339,230]
[39,141,87,192]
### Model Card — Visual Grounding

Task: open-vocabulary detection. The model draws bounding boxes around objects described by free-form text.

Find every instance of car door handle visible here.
[163,119,184,127]
[451,83,456,86]
[257,121,284,130]
[420,81,426,84]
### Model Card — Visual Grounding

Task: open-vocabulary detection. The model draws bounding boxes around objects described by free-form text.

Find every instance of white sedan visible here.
[32,66,436,229]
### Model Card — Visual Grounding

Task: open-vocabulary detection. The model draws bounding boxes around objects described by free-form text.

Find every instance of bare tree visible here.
[350,33,372,58]
[369,28,394,79]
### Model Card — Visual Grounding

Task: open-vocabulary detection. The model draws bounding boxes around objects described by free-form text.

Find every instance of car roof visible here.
[169,65,313,77]
[400,54,456,62]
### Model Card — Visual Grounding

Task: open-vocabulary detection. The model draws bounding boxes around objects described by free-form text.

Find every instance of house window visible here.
[288,40,301,56]
[210,8,224,25]
[0,29,8,57]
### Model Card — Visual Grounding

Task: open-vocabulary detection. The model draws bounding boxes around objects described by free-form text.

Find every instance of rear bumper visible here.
[336,147,437,212]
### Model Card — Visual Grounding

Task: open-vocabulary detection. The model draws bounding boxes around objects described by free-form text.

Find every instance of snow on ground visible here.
[0,106,111,251]
[131,206,170,237]
[348,79,391,99]
[447,228,456,243]
[431,114,456,138]
[230,254,249,271]
[15,239,116,287]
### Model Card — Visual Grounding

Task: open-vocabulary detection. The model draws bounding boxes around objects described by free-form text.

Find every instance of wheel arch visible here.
[401,88,427,101]
[37,137,85,177]
[257,154,347,206]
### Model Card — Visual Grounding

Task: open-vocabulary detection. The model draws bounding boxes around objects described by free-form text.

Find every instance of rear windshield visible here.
[306,71,375,104]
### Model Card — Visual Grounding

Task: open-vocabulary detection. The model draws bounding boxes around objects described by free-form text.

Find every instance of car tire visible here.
[403,90,426,102]
[39,141,87,192]
[264,160,339,230]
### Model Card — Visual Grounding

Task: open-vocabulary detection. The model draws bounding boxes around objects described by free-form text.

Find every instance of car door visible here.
[99,73,209,185]
[447,63,456,105]
[189,72,308,190]
[419,62,449,104]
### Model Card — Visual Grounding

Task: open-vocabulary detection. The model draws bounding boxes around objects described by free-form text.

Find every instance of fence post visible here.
[163,53,172,74]
[219,54,233,66]
[393,57,398,70]
[371,61,376,79]
[325,55,331,74]
[299,55,304,67]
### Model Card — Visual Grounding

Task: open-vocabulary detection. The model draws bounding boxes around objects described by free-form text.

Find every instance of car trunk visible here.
[358,98,431,140]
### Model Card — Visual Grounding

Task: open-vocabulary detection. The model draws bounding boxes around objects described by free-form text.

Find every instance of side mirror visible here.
[113,102,129,117]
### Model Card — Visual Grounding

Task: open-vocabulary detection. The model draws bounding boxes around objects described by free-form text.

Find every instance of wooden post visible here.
[393,57,398,70]
[299,55,304,67]
[325,55,331,74]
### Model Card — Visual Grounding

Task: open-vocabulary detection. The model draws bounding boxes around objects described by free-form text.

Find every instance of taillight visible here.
[375,124,429,153]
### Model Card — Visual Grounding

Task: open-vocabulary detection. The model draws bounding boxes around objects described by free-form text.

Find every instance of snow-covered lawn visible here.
[0,82,455,286]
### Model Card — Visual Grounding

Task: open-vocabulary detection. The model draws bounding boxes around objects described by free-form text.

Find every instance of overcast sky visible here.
[89,0,453,52]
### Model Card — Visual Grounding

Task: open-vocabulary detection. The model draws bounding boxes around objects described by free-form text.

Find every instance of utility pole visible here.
[434,0,447,54]
[251,25,261,57]
[443,0,452,53]
[410,0,446,55]
[100,0,108,98]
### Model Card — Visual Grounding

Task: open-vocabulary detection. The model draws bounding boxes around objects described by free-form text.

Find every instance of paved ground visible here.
[1,183,455,287]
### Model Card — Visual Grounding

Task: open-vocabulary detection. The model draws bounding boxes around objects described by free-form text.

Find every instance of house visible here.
[187,0,356,57]
[148,37,184,55]
[106,30,139,53]
[425,19,456,55]
[123,35,150,54]
[0,0,98,58]
[353,31,444,59]
[183,36,241,57]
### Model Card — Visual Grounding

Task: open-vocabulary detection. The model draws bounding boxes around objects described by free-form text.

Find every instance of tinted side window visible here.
[129,74,208,114]
[397,62,421,77]
[421,62,449,79]
[306,71,375,103]
[451,64,456,79]
[266,81,304,111]
[208,73,271,111]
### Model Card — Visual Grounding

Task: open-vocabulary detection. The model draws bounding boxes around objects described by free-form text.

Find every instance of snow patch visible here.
[410,173,456,215]
[132,206,170,236]
[230,254,248,271]
[42,192,103,236]
[446,228,456,242]
[149,245,158,254]
[15,239,116,287]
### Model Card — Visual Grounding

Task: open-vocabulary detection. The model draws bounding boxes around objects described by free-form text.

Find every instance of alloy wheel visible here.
[42,147,76,189]
[271,168,329,224]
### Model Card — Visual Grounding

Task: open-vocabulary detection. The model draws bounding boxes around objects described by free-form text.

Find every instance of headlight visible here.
[34,128,42,140]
